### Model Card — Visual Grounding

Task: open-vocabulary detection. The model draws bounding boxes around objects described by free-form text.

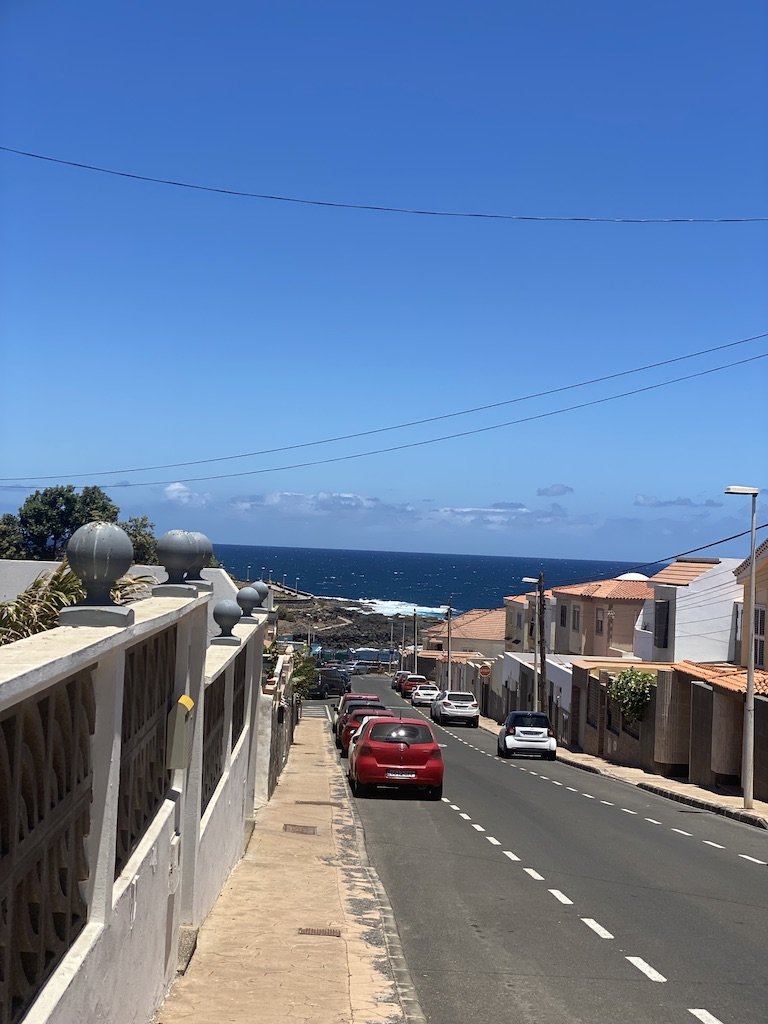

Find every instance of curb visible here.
[477,720,768,831]
[332,748,428,1024]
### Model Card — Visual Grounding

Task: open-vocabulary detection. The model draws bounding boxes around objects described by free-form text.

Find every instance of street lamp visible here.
[295,576,300,594]
[522,577,540,712]
[282,573,287,589]
[725,484,759,809]
[246,564,251,582]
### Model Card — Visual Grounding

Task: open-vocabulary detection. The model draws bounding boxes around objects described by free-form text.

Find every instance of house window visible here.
[560,605,567,628]
[572,606,581,632]
[595,608,604,635]
[516,612,522,629]
[654,600,670,649]
[755,605,766,668]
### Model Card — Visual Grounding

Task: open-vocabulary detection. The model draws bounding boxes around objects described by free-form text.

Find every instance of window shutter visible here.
[654,600,670,649]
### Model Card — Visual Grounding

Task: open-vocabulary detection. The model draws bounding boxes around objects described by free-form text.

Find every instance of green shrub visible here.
[608,667,654,724]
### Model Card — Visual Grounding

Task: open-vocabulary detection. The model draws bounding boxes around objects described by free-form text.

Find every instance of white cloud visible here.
[634,494,722,509]
[163,482,211,507]
[537,484,574,497]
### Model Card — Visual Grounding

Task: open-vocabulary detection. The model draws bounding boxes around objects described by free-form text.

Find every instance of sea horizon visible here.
[215,542,665,615]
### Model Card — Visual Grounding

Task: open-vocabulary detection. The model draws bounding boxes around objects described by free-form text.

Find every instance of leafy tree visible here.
[118,515,158,563]
[290,650,320,698]
[17,485,119,559]
[608,667,655,724]
[0,513,24,559]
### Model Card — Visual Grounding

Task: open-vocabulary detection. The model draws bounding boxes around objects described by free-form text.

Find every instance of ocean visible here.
[215,543,661,616]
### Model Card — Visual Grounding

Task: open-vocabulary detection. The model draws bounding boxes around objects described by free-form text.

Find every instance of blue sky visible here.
[1,1,766,562]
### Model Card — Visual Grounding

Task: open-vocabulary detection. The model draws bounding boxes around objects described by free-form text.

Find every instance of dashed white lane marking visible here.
[581,918,613,939]
[459,813,471,820]
[524,868,544,881]
[539,775,549,780]
[566,786,578,792]
[582,793,595,799]
[449,804,460,810]
[487,836,501,846]
[549,889,573,905]
[689,1010,726,1024]
[503,851,520,862]
[553,781,563,786]
[601,800,614,805]
[626,957,667,982]
[739,854,768,864]
[622,808,638,815]
[645,817,661,824]
[471,823,486,832]
[529,770,538,775]
[671,828,693,836]
[441,797,450,802]
[703,840,725,849]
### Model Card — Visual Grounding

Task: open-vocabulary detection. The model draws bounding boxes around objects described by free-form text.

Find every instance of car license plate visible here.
[386,770,416,779]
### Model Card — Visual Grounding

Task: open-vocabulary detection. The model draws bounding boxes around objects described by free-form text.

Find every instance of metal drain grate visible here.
[294,800,341,807]
[283,823,318,834]
[298,927,341,938]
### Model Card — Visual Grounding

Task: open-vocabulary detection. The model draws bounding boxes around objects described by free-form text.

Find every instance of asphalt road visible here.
[325,676,768,1024]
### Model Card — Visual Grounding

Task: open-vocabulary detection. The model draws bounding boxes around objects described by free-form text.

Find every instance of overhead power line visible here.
[3,331,767,481]
[2,145,767,224]
[4,350,767,491]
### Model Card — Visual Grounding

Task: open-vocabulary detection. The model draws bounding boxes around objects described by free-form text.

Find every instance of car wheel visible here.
[427,784,443,800]
[498,743,507,758]
[471,718,479,728]
[353,776,370,798]
[340,746,348,759]
[335,734,342,749]
[547,751,557,761]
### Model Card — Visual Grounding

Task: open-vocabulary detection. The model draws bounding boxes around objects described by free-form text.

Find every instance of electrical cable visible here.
[2,145,767,223]
[3,330,766,481]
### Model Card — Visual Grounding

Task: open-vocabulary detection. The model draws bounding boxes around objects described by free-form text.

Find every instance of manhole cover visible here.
[295,800,341,807]
[298,927,341,937]
[283,823,318,834]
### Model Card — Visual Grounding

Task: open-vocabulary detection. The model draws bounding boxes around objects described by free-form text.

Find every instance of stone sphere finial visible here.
[213,598,242,637]
[250,579,269,608]
[186,531,213,582]
[237,586,261,617]
[157,530,196,584]
[67,521,134,606]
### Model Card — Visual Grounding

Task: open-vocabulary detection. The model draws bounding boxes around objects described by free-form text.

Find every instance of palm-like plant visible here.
[0,560,154,646]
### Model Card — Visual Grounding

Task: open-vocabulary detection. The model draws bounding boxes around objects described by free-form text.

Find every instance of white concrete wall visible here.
[547,659,573,715]
[675,561,742,662]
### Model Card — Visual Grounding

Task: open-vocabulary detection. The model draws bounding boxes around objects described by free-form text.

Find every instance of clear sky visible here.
[1,1,766,562]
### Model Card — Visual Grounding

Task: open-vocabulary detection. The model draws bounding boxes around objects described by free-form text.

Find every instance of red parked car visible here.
[401,674,428,699]
[332,692,382,744]
[340,706,395,757]
[348,717,444,800]
[336,701,385,752]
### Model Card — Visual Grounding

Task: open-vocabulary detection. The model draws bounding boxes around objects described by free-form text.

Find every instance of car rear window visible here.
[345,700,382,713]
[369,723,433,744]
[447,692,475,703]
[510,713,550,728]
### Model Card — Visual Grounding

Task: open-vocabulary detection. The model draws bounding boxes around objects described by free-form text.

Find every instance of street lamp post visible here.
[246,564,251,582]
[446,602,453,692]
[725,484,759,809]
[282,573,287,589]
[295,576,300,594]
[522,577,540,712]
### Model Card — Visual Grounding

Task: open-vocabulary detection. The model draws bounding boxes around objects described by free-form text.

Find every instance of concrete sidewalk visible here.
[476,712,768,829]
[153,717,421,1024]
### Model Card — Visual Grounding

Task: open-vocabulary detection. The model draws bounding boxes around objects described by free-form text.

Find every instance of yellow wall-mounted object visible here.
[167,694,196,770]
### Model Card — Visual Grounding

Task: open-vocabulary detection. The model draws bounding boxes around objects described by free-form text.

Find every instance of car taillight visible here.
[548,728,555,738]
[428,747,442,760]
[506,726,516,736]
[358,743,373,757]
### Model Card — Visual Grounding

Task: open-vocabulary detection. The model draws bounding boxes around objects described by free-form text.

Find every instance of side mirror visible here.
[497,720,505,726]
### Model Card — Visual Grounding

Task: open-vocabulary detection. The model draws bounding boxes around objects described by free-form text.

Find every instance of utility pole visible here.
[401,620,406,668]
[446,601,453,692]
[389,621,394,669]
[413,609,418,673]
[537,572,547,715]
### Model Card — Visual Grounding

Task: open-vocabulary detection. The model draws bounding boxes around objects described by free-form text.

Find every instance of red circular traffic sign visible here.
[479,663,491,678]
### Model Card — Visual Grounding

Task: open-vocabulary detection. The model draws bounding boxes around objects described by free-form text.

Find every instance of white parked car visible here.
[411,684,440,707]
[497,711,557,760]
[431,691,480,727]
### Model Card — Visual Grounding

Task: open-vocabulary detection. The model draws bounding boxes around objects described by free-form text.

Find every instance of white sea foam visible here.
[360,599,448,618]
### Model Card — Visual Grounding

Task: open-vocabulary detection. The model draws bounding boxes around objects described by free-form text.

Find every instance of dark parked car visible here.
[318,667,351,696]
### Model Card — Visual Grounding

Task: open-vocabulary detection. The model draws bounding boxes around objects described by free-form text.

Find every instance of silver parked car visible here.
[431,691,480,727]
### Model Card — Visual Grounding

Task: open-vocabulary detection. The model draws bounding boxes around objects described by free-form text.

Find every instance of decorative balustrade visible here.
[200,673,226,815]
[0,669,95,1024]
[231,650,247,750]
[114,626,177,877]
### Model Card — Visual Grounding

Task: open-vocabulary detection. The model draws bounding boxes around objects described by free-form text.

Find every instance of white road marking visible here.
[739,854,768,864]
[671,828,693,836]
[688,1010,726,1024]
[503,851,520,862]
[524,868,544,881]
[529,770,538,775]
[702,840,725,849]
[566,786,578,792]
[471,823,486,832]
[601,800,614,805]
[549,889,573,905]
[622,808,638,815]
[441,797,450,802]
[626,957,667,982]
[486,836,501,846]
[519,767,528,772]
[582,793,595,799]
[645,817,661,824]
[540,775,549,780]
[552,781,563,786]
[459,813,471,820]
[449,804,460,810]
[582,918,613,939]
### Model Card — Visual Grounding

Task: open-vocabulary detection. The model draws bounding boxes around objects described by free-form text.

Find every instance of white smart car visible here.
[497,711,557,760]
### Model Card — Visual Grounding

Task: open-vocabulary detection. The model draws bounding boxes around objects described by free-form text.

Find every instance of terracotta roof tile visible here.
[734,537,768,578]
[552,579,654,601]
[421,607,506,641]
[650,560,722,586]
[675,660,768,697]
